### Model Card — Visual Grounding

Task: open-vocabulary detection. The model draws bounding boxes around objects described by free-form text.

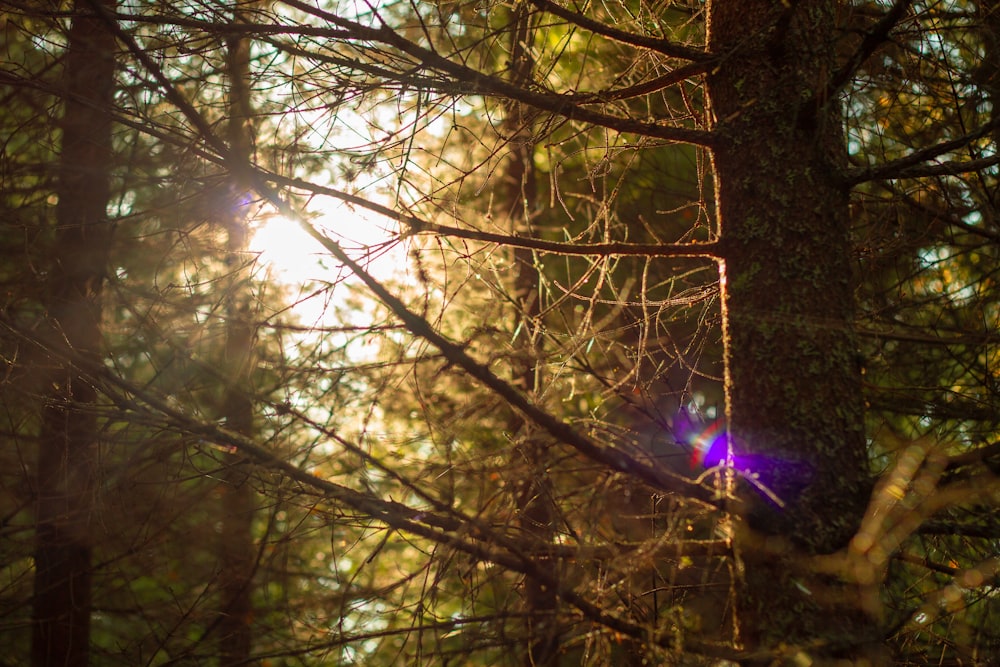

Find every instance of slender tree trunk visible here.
[503,9,559,665]
[30,2,115,666]
[980,1,1000,149]
[706,1,879,661]
[217,294,255,667]
[216,20,257,667]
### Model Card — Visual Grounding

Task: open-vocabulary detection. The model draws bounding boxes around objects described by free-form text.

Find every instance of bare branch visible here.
[819,0,913,104]
[845,116,1000,185]
[85,21,721,266]
[527,0,712,61]
[284,205,718,501]
[565,59,715,104]
[279,0,716,146]
[855,324,1000,347]
[267,173,722,258]
[0,315,744,663]
[861,154,1000,182]
[107,11,355,38]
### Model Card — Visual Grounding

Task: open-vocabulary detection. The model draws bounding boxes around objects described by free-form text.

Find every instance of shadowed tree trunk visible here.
[503,8,559,665]
[30,1,115,665]
[216,17,257,666]
[706,1,878,661]
[981,1,1000,148]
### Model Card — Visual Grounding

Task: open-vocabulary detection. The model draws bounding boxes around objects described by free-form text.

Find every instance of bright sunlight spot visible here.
[250,215,326,285]
[249,198,409,332]
[251,200,406,290]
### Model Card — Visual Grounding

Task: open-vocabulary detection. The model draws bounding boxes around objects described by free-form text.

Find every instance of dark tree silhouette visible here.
[29,1,115,666]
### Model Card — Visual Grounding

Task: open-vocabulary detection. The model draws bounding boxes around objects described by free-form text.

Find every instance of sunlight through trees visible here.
[2,0,1000,665]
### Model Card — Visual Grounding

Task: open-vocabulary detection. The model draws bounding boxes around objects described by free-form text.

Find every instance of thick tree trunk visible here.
[217,23,257,667]
[31,2,115,666]
[706,1,878,661]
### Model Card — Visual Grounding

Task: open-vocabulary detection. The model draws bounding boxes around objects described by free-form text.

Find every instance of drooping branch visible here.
[206,170,720,504]
[101,100,723,258]
[98,5,720,263]
[869,179,1000,244]
[95,5,231,158]
[79,10,727,541]
[113,8,714,118]
[855,323,1000,347]
[115,0,712,62]
[106,10,354,38]
[865,392,1000,423]
[850,154,1000,184]
[262,31,712,109]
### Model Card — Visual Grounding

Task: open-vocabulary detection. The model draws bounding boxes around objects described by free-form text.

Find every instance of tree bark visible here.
[31,1,115,665]
[706,1,878,660]
[980,1,1000,149]
[216,20,257,667]
[503,8,560,665]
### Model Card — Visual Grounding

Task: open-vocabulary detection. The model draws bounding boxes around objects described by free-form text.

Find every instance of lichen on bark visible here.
[706,0,877,659]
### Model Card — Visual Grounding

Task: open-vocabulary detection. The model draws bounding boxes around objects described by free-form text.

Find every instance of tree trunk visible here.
[217,300,255,667]
[980,1,1000,148]
[31,1,115,665]
[503,8,559,665]
[706,1,878,661]
[217,21,257,667]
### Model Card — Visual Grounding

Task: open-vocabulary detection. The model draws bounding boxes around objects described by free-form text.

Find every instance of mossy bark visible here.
[706,1,877,660]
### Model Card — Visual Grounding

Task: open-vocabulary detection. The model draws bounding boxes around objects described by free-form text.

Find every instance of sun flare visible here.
[249,200,408,327]
[250,201,404,287]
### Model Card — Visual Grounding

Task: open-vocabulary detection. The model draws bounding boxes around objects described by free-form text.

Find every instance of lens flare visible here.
[688,420,728,469]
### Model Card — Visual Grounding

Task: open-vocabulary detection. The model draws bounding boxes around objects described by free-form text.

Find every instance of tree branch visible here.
[818,0,913,105]
[865,391,1000,422]
[0,316,744,662]
[845,116,1000,185]
[96,15,721,263]
[279,0,715,146]
[527,0,712,61]
[268,173,722,258]
[234,181,722,506]
[565,59,715,104]
[855,323,1000,347]
[300,219,716,499]
[859,154,1000,182]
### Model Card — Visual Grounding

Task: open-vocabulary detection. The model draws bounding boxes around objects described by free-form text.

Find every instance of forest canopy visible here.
[2,0,1000,665]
